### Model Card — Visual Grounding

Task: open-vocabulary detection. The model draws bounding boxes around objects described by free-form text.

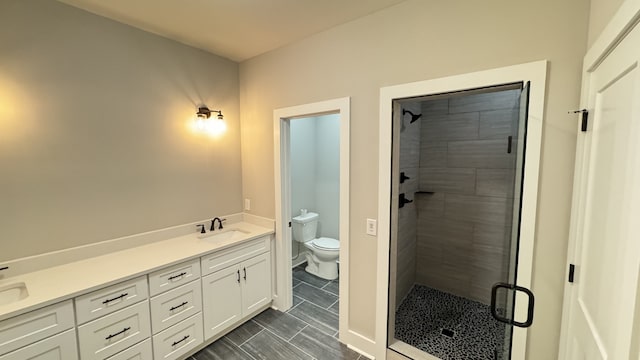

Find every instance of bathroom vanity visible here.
[0,219,274,360]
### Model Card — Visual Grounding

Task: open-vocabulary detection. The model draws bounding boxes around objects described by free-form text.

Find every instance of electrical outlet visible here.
[366,218,377,236]
[244,199,251,211]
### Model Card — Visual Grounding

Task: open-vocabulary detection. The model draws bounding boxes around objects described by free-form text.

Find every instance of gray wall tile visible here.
[419,168,476,194]
[445,194,512,227]
[449,89,519,114]
[416,192,445,219]
[448,139,514,169]
[420,141,447,168]
[422,98,449,117]
[479,109,518,139]
[409,90,521,305]
[476,169,515,197]
[422,112,480,141]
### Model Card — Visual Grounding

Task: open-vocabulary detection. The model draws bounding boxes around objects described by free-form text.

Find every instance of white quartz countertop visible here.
[0,221,273,322]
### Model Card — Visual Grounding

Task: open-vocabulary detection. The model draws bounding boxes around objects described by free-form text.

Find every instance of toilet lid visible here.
[312,237,339,250]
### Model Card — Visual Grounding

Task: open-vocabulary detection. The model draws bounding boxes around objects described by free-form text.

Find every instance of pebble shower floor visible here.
[394,285,508,360]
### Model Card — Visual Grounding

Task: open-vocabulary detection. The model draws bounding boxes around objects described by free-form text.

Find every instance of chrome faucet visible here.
[210,217,226,231]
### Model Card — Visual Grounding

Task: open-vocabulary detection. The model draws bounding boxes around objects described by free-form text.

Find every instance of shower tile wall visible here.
[395,103,421,306]
[416,90,519,305]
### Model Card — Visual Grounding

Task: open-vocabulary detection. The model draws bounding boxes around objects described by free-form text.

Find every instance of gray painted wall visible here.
[0,0,242,261]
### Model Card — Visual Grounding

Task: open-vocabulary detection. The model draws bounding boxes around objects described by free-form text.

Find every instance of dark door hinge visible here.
[288,221,292,228]
[581,111,589,132]
[507,136,513,154]
[570,109,589,132]
[568,264,576,283]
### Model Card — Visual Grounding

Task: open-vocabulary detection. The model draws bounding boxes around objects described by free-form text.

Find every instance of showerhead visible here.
[403,110,422,123]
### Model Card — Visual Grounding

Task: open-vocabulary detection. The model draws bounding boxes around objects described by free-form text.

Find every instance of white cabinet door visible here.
[241,253,272,316]
[201,265,242,340]
[560,17,640,360]
[0,329,77,360]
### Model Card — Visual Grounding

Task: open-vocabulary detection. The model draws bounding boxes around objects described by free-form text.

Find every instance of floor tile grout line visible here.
[236,341,261,360]
[289,298,306,312]
[326,299,339,312]
[288,324,309,342]
[234,324,265,347]
[293,278,331,291]
[262,326,317,360]
[286,307,339,338]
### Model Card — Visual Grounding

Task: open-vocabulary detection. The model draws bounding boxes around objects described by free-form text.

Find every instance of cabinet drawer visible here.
[75,276,148,324]
[150,280,202,334]
[106,338,152,360]
[0,300,74,355]
[152,313,203,360]
[201,236,270,276]
[148,259,200,297]
[78,300,151,360]
[0,328,78,360]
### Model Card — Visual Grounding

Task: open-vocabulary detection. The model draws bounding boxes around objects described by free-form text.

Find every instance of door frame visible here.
[273,97,350,342]
[375,61,548,360]
[558,0,640,358]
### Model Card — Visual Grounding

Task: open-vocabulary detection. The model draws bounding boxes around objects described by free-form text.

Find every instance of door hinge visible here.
[569,109,589,132]
[507,136,513,154]
[581,111,589,132]
[568,264,576,283]
[288,221,292,228]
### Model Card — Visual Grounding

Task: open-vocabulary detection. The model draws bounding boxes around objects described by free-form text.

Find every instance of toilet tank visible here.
[292,212,318,243]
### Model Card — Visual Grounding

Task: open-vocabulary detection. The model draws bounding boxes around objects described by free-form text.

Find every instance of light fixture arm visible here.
[197,106,224,119]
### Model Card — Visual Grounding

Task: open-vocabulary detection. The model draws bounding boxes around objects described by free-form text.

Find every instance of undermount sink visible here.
[0,282,28,306]
[198,228,249,242]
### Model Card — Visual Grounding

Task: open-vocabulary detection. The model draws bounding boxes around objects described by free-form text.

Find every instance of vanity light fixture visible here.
[195,105,227,135]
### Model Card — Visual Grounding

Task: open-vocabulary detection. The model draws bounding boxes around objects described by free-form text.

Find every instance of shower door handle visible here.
[490,282,535,328]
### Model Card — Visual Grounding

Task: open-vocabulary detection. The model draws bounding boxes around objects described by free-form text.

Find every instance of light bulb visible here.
[208,118,227,136]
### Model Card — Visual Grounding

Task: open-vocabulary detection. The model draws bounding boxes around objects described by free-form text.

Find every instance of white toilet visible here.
[292,212,340,280]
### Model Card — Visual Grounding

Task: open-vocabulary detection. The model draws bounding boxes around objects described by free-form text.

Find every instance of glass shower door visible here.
[491,81,535,360]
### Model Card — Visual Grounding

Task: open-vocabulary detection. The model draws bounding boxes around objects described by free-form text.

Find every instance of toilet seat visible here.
[311,237,339,250]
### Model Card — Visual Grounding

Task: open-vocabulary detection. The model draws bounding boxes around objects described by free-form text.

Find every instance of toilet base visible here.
[304,253,338,280]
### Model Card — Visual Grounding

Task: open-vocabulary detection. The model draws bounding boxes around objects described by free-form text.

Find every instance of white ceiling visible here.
[57,0,407,62]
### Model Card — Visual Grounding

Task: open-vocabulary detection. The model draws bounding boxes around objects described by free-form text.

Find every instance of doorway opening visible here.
[376,61,547,360]
[273,97,352,347]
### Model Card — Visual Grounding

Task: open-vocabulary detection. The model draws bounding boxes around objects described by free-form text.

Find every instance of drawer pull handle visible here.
[103,293,128,304]
[243,267,247,280]
[105,326,131,340]
[169,301,189,312]
[168,272,187,281]
[237,270,241,283]
[172,335,190,347]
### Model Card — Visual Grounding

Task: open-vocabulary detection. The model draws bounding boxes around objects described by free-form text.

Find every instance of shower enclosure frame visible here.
[375,61,548,360]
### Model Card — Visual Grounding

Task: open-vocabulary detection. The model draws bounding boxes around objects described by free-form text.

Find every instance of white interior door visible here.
[560,20,640,360]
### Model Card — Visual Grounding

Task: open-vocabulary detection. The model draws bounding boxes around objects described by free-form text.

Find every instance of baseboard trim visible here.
[344,330,377,359]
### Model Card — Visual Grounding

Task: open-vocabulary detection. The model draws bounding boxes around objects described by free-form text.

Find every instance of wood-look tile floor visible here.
[191,264,368,360]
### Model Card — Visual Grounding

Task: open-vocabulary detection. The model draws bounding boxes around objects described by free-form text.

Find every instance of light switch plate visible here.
[366,218,377,236]
[244,199,251,211]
